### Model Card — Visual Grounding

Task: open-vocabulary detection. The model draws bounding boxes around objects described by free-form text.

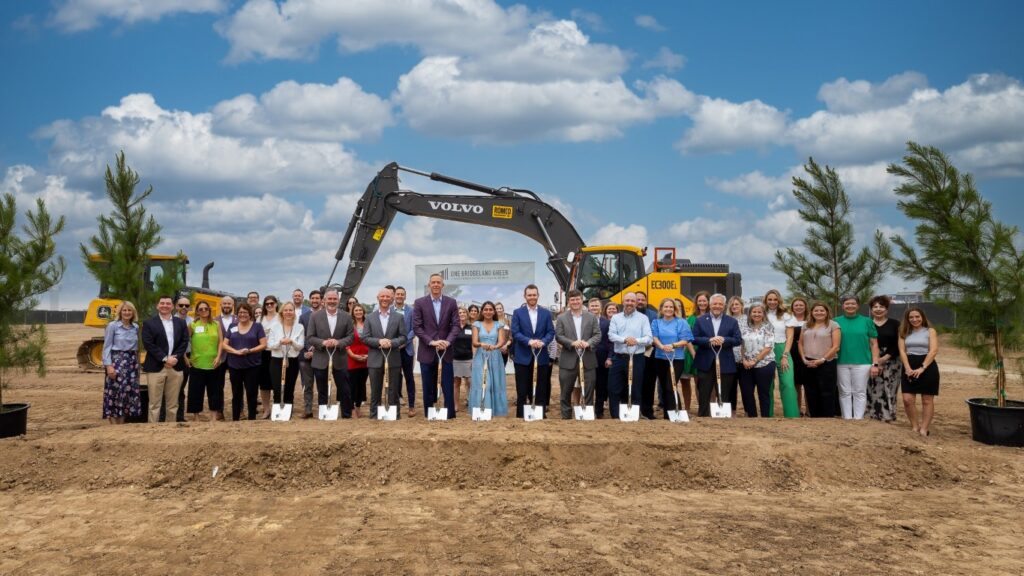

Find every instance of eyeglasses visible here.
[178,303,191,308]
[266,301,277,306]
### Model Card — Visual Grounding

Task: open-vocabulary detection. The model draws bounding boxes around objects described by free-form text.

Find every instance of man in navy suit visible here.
[141,295,190,423]
[511,284,556,417]
[691,293,743,417]
[412,273,461,418]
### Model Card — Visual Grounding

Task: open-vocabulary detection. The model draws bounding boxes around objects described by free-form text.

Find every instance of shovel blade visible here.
[471,407,493,421]
[574,405,595,421]
[666,409,689,423]
[427,407,449,421]
[319,404,339,421]
[618,404,640,422]
[710,402,732,418]
[271,403,292,422]
[523,405,544,422]
[377,406,398,421]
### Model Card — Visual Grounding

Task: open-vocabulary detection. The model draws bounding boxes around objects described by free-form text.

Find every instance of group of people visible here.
[100,277,941,435]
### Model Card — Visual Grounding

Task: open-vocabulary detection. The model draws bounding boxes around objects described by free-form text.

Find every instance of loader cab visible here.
[93,255,187,298]
[571,246,646,302]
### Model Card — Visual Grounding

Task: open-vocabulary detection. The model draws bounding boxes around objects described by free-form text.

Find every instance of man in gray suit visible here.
[362,287,408,419]
[305,288,355,418]
[555,289,602,419]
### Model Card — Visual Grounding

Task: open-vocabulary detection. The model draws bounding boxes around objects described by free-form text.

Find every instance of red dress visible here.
[348,323,369,406]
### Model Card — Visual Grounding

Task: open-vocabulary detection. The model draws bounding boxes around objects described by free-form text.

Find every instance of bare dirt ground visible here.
[2,326,1023,575]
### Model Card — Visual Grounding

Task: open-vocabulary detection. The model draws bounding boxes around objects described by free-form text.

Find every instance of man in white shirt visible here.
[306,288,355,417]
[140,295,190,423]
[297,289,321,418]
[607,292,653,419]
[555,290,601,419]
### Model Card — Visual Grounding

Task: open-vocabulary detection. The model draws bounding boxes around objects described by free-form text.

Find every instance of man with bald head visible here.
[607,292,652,419]
[362,287,408,419]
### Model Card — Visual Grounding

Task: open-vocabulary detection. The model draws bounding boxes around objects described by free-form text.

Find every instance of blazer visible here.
[511,306,556,366]
[555,310,601,370]
[361,310,408,369]
[140,314,190,373]
[394,304,417,357]
[305,308,355,370]
[691,313,743,374]
[411,294,461,363]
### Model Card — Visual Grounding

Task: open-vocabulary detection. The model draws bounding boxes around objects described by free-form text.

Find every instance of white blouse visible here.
[267,322,305,359]
[765,310,793,343]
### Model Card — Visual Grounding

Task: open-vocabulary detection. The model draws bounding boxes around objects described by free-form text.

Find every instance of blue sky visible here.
[2,0,1022,309]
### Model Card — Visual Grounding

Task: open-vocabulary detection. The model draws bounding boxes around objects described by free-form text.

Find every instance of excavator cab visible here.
[571,246,646,302]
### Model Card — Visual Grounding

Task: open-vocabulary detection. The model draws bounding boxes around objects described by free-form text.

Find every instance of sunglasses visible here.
[177,303,191,308]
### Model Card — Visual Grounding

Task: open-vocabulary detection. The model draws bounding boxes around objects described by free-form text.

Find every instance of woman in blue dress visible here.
[470,301,509,416]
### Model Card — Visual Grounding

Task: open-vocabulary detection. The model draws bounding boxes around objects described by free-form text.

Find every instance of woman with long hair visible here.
[726,296,746,413]
[470,301,509,416]
[186,301,223,421]
[268,301,304,416]
[222,302,267,420]
[799,302,841,417]
[866,295,902,422]
[739,303,776,417]
[788,297,809,416]
[899,308,940,436]
[651,298,695,419]
[102,301,141,424]
[763,289,799,418]
[452,307,475,408]
[684,291,711,400]
[347,303,369,417]
[256,295,280,418]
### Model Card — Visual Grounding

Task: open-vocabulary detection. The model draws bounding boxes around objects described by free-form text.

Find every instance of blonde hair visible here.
[763,289,788,319]
[117,301,138,324]
[726,296,745,318]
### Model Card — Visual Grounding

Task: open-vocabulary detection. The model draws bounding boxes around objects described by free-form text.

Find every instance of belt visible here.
[614,352,644,359]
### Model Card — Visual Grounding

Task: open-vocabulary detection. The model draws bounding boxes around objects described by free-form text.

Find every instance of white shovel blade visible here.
[319,403,339,421]
[427,407,449,421]
[710,402,732,418]
[574,405,595,421]
[271,403,292,421]
[618,404,640,422]
[523,405,544,422]
[471,407,493,421]
[377,406,398,421]
[666,409,689,423]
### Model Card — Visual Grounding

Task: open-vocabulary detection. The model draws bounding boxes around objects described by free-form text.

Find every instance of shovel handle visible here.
[711,345,723,406]
[530,347,541,407]
[626,345,635,407]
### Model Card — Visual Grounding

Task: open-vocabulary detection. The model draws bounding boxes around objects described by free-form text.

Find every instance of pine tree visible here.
[887,142,1024,406]
[772,157,891,312]
[79,151,183,318]
[0,193,66,410]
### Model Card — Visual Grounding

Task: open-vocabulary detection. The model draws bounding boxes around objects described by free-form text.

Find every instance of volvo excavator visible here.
[325,162,741,313]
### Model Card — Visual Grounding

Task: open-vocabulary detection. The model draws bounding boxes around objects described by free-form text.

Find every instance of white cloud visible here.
[53,0,226,32]
[211,77,393,142]
[634,14,665,32]
[569,8,605,32]
[394,58,695,143]
[589,223,648,250]
[37,93,371,194]
[677,97,789,154]
[217,0,533,63]
[642,47,686,72]
[666,217,739,242]
[708,162,898,205]
[817,71,929,113]
[706,169,795,199]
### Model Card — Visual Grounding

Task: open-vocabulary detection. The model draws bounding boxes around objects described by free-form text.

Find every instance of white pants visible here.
[837,364,871,419]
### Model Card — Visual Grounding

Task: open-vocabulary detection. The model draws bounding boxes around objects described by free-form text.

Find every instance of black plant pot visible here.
[126,384,149,424]
[0,403,30,438]
[966,398,1024,447]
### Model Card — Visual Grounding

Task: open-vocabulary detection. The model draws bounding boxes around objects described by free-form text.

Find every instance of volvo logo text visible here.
[428,201,484,214]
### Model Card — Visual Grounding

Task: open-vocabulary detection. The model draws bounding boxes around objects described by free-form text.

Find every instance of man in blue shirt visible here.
[607,292,653,419]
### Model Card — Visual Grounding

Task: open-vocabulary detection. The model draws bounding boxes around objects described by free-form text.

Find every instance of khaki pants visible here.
[146,366,184,423]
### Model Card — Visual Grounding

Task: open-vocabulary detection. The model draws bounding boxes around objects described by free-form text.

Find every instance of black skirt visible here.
[901,354,939,395]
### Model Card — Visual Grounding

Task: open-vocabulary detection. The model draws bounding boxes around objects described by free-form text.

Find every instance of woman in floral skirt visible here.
[102,301,142,424]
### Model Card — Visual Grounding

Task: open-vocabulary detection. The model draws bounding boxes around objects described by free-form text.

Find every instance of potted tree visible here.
[0,193,66,438]
[887,142,1024,446]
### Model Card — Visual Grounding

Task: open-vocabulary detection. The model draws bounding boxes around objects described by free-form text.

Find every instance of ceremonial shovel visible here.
[270,347,292,421]
[710,345,732,418]
[523,347,544,422]
[618,346,641,422]
[573,348,594,421]
[472,352,492,421]
[427,347,449,421]
[665,349,689,423]
[377,347,397,420]
[319,349,340,420]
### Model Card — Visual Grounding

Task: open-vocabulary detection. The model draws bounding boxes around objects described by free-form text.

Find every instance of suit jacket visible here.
[394,304,416,357]
[140,314,190,373]
[412,294,460,363]
[305,308,355,370]
[361,310,408,369]
[691,313,743,374]
[511,306,556,366]
[555,310,601,370]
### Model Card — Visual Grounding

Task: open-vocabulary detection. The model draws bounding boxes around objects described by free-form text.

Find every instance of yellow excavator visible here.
[325,162,742,315]
[76,255,237,370]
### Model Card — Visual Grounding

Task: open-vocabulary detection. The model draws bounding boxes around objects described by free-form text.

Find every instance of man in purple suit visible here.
[412,273,461,418]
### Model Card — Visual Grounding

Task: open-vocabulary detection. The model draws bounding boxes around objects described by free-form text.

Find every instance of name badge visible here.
[230,326,239,333]
[465,328,473,335]
[194,326,205,334]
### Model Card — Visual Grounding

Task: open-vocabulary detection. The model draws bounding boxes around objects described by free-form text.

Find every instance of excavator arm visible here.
[326,162,586,301]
